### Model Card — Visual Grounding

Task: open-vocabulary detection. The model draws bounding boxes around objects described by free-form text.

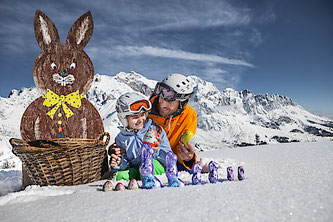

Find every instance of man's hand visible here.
[178,141,195,162]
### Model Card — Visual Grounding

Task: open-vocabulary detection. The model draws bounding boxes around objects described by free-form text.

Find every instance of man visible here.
[148,73,197,172]
[109,73,199,173]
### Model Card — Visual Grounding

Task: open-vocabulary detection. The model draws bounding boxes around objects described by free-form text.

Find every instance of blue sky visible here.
[0,0,332,119]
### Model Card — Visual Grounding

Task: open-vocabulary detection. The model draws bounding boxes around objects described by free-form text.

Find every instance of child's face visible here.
[126,112,147,130]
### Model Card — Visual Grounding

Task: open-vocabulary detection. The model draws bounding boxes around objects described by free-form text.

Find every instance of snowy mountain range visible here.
[0,71,332,168]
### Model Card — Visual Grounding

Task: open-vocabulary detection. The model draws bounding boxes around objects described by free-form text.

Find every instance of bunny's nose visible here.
[58,70,69,78]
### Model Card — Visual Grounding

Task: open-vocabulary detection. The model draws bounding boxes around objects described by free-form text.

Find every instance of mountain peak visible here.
[0,72,332,162]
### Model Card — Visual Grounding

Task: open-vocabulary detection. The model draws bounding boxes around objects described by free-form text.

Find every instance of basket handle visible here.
[9,138,29,147]
[95,132,110,146]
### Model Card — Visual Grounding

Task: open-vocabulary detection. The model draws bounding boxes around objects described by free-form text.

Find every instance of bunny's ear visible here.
[66,11,93,50]
[34,10,60,52]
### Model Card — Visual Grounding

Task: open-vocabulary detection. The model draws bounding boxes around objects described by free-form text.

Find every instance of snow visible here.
[0,169,22,197]
[1,141,332,221]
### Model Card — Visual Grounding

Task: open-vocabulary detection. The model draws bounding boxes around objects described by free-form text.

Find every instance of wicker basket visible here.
[9,132,110,186]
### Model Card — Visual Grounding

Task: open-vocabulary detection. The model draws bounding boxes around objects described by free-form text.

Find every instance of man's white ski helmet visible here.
[116,92,152,128]
[161,73,193,97]
[156,73,194,109]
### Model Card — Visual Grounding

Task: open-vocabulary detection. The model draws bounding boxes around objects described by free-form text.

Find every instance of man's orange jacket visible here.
[148,95,197,170]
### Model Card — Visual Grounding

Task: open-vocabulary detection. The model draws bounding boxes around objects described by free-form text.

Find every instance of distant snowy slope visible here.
[0,88,40,168]
[1,72,332,168]
[190,75,333,148]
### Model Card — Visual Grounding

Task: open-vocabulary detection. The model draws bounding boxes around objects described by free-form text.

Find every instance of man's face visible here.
[158,94,180,117]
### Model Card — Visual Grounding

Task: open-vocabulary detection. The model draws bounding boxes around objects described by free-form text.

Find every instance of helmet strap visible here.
[179,99,189,110]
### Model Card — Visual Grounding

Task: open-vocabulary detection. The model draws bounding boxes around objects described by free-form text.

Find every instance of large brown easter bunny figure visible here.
[20,10,108,187]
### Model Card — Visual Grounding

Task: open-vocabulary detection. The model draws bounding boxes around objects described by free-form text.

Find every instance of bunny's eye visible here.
[70,63,76,70]
[51,63,57,70]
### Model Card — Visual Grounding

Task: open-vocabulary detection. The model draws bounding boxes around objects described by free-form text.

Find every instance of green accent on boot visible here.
[115,170,130,181]
[115,168,141,181]
[129,168,141,180]
[152,159,165,175]
[139,159,166,180]
[115,159,166,181]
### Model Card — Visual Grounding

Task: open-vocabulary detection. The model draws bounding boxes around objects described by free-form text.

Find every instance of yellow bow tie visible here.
[42,89,85,119]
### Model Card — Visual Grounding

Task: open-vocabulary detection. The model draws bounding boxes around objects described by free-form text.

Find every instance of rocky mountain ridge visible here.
[1,72,332,168]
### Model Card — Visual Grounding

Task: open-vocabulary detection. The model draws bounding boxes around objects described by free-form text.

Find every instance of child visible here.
[110,92,173,187]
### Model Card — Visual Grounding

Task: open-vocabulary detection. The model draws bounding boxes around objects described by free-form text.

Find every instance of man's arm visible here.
[177,107,198,169]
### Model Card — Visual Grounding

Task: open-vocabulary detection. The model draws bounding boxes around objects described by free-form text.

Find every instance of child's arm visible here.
[111,136,130,171]
[115,156,130,171]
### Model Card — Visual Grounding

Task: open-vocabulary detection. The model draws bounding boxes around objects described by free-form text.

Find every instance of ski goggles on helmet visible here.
[117,99,152,114]
[154,82,192,102]
[129,99,151,112]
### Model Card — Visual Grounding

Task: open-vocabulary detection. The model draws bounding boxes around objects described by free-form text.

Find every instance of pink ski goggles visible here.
[154,83,178,101]
[154,83,192,102]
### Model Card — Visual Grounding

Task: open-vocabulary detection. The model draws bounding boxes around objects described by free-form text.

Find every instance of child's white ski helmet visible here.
[116,92,152,128]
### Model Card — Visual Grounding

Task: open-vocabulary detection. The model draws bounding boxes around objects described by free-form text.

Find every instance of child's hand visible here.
[108,143,126,157]
[110,154,121,168]
[153,135,162,152]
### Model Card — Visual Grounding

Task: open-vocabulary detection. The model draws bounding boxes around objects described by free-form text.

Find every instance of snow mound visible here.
[0,185,76,206]
[0,170,22,196]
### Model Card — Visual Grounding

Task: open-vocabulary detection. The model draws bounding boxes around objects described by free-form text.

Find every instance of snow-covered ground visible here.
[1,141,332,222]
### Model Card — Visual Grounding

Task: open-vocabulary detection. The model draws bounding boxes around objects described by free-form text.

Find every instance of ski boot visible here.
[140,144,162,189]
[192,162,202,185]
[103,180,113,192]
[208,161,219,184]
[166,152,184,187]
[238,166,245,181]
[128,179,139,190]
[227,166,234,181]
